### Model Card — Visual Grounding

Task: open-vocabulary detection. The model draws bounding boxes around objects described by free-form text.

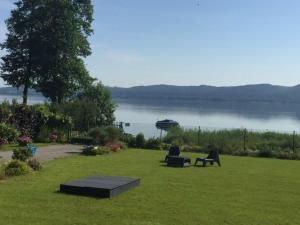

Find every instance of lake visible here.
[2,95,300,137]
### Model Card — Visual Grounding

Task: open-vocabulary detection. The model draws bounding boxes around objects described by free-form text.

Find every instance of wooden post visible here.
[293,131,296,153]
[160,129,163,141]
[243,129,247,152]
[197,126,201,145]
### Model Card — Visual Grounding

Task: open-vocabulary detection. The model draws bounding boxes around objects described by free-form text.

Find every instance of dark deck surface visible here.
[60,176,140,198]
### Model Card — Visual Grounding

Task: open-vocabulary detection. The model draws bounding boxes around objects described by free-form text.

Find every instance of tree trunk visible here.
[22,83,29,105]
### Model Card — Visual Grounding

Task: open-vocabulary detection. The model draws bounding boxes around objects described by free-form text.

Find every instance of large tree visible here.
[35,0,94,103]
[0,0,43,104]
[1,0,94,104]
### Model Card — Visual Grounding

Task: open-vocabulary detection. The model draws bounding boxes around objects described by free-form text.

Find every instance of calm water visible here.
[2,95,300,137]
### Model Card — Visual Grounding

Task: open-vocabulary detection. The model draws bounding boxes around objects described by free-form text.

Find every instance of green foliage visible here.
[1,0,94,103]
[35,125,50,143]
[33,0,94,102]
[135,133,145,148]
[70,137,93,145]
[12,147,33,161]
[0,0,43,104]
[0,100,11,123]
[0,123,19,142]
[9,104,48,137]
[144,138,161,150]
[82,146,110,156]
[27,158,42,171]
[88,126,121,145]
[3,160,32,177]
[75,82,116,128]
[161,127,300,160]
[0,101,72,141]
[48,82,115,131]
[88,127,108,145]
[121,134,136,148]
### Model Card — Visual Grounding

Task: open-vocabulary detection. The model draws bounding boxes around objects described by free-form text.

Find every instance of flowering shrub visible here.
[0,137,8,146]
[17,136,33,146]
[49,133,58,142]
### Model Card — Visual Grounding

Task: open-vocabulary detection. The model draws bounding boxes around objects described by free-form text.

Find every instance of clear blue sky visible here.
[1,0,300,87]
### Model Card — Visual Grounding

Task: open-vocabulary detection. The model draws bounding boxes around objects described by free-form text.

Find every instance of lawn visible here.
[0,143,55,152]
[0,149,300,225]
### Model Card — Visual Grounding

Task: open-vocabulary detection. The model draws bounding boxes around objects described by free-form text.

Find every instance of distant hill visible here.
[2,84,300,104]
[0,87,42,96]
[109,84,300,104]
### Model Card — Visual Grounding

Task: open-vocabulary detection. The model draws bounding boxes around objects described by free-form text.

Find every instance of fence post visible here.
[197,126,201,145]
[243,129,247,152]
[293,131,296,153]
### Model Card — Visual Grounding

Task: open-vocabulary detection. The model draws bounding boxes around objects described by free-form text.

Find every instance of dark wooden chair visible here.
[167,156,191,167]
[194,150,221,167]
[164,146,180,162]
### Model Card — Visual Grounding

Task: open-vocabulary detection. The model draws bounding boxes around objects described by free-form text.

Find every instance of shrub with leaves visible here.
[82,146,110,156]
[9,104,48,137]
[0,123,19,142]
[12,147,33,161]
[145,138,161,150]
[88,126,122,145]
[4,160,32,177]
[135,133,145,148]
[27,158,42,171]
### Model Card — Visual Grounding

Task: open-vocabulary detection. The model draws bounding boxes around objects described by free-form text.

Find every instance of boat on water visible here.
[155,119,179,131]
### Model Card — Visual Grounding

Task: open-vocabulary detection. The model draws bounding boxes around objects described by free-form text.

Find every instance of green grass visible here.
[0,149,300,225]
[0,143,55,152]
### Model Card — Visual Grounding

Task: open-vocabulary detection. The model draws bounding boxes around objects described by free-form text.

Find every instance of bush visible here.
[82,146,110,156]
[88,126,122,145]
[12,147,33,161]
[49,133,58,142]
[95,147,111,155]
[4,160,32,177]
[82,146,97,155]
[17,136,33,146]
[105,126,121,142]
[145,138,161,150]
[105,141,127,152]
[35,125,50,143]
[0,137,8,146]
[0,123,19,142]
[181,145,203,152]
[9,104,48,137]
[257,149,273,158]
[121,134,136,147]
[135,133,145,148]
[27,158,42,171]
[0,166,5,180]
[88,127,108,145]
[70,137,93,145]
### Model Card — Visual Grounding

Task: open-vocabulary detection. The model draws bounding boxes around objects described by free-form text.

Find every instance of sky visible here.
[1,0,300,87]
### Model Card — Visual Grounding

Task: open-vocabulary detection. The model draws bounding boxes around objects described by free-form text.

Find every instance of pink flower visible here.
[0,138,8,145]
[17,136,32,146]
[49,133,58,142]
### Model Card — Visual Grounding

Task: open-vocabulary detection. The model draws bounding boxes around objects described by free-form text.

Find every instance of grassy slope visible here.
[0,149,300,225]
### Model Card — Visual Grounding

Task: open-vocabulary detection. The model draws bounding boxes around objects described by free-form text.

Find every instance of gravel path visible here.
[0,144,83,162]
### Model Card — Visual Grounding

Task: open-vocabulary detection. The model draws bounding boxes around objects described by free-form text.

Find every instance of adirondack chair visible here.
[194,150,221,167]
[164,146,180,162]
